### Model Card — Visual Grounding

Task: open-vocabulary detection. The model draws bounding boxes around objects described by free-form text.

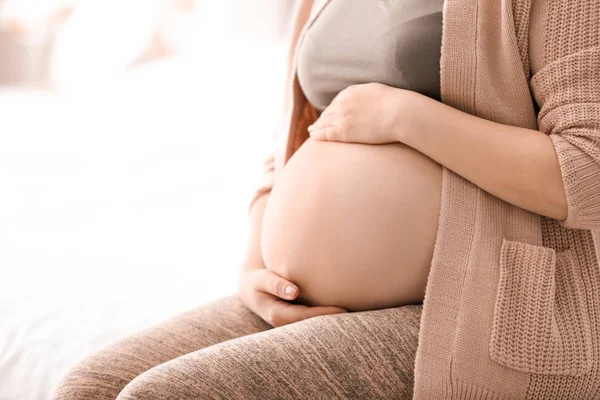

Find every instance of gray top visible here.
[297,0,444,111]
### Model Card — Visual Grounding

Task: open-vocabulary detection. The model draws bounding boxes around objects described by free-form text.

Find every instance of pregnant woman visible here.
[56,0,600,399]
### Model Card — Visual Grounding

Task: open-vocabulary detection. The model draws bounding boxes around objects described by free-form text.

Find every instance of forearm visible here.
[241,191,271,272]
[398,92,568,221]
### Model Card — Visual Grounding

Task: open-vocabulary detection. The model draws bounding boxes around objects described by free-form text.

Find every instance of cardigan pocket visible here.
[489,238,593,376]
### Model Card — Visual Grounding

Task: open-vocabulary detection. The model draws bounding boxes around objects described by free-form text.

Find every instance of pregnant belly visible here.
[261,138,442,311]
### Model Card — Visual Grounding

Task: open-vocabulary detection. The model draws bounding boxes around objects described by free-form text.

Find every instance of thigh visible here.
[118,304,423,400]
[54,294,272,400]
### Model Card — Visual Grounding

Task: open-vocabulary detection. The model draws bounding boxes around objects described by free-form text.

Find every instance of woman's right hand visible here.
[238,266,348,328]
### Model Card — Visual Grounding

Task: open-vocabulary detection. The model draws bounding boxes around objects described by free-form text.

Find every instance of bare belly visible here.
[261,138,443,311]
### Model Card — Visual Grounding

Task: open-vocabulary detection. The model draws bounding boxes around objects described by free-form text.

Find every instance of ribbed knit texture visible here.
[250,0,600,398]
[490,239,592,376]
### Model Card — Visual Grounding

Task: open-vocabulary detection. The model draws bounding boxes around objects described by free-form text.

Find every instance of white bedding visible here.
[0,38,286,400]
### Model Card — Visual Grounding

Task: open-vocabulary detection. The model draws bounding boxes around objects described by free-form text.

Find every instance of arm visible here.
[242,190,270,272]
[397,47,600,230]
[309,83,569,223]
[248,152,275,216]
[397,91,569,222]
[308,2,600,230]
[397,1,600,231]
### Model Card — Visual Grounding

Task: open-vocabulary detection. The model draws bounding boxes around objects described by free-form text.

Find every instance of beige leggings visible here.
[54,294,422,400]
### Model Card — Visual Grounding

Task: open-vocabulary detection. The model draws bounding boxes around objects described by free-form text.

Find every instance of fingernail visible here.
[307,125,314,132]
[285,286,297,298]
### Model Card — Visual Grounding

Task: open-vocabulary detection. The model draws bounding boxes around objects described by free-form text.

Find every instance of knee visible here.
[116,363,190,400]
[53,350,135,400]
[116,351,242,400]
[115,370,156,400]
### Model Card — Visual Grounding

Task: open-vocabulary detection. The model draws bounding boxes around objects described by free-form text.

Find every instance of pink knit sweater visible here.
[250,0,600,398]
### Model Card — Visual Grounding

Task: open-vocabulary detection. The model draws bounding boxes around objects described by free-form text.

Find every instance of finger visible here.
[309,111,335,131]
[254,291,304,327]
[302,305,349,318]
[309,126,340,141]
[255,291,349,327]
[274,302,349,326]
[254,268,299,300]
[253,291,289,327]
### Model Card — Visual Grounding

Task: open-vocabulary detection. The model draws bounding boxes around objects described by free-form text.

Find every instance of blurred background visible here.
[0,1,295,398]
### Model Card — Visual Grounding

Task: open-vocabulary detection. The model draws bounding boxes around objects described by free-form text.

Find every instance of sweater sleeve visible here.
[530,3,600,230]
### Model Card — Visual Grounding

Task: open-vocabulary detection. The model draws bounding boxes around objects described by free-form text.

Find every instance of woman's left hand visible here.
[308,82,413,145]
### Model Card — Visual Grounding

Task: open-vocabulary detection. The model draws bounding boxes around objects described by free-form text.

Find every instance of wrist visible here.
[393,89,424,145]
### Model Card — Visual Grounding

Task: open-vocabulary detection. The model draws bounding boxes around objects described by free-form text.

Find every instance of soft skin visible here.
[309,82,569,222]
[261,137,442,312]
[238,188,348,327]
[261,82,570,312]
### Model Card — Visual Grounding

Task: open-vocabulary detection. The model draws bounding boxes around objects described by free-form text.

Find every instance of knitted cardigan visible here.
[249,0,600,398]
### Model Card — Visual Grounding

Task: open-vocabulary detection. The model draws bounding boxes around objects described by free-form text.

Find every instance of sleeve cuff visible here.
[550,133,600,230]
